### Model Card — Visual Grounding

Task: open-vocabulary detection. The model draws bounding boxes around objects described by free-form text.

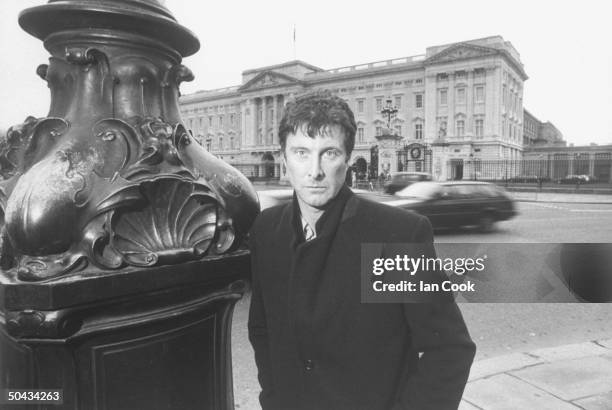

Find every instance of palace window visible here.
[358,99,365,113]
[358,127,364,143]
[394,95,402,109]
[230,114,235,125]
[230,136,234,149]
[219,115,223,127]
[475,86,485,103]
[439,89,448,106]
[456,120,465,136]
[456,88,466,104]
[219,136,223,150]
[376,126,382,137]
[394,125,402,136]
[475,119,484,138]
[376,98,383,112]
[415,93,423,108]
[414,123,423,139]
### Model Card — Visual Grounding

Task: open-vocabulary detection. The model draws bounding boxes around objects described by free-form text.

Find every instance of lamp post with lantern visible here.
[381,97,398,130]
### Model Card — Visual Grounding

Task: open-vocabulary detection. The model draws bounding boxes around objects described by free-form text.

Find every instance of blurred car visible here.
[557,174,596,184]
[508,175,550,183]
[390,181,517,231]
[383,172,432,194]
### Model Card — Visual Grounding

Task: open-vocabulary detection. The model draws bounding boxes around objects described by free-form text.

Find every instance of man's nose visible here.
[307,156,324,180]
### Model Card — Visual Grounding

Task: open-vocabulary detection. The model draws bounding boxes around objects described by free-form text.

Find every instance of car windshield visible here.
[396,182,440,198]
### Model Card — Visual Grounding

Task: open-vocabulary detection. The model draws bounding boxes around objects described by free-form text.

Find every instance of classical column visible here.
[272,94,279,145]
[486,66,501,138]
[261,96,268,147]
[448,71,456,136]
[423,72,437,140]
[241,100,247,148]
[252,98,258,147]
[466,70,474,133]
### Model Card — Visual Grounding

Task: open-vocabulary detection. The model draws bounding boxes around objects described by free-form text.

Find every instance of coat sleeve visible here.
[247,229,276,408]
[393,216,476,410]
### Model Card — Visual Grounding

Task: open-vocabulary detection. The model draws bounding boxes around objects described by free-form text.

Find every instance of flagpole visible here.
[293,24,296,60]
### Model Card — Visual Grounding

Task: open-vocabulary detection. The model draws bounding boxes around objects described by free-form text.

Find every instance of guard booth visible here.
[0,1,258,409]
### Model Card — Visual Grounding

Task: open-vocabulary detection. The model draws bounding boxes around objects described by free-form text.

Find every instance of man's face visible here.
[283,125,349,210]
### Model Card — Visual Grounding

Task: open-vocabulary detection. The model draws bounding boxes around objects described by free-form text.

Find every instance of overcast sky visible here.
[1,0,611,146]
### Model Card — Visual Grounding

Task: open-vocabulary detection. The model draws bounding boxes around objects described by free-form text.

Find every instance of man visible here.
[248,91,475,410]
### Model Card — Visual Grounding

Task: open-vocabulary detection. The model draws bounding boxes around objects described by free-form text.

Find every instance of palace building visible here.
[179,36,528,181]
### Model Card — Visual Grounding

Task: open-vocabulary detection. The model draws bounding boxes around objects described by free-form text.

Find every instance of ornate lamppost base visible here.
[1,253,249,410]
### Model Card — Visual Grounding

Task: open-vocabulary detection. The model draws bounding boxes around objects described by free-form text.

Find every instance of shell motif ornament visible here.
[111,178,229,267]
[0,114,258,282]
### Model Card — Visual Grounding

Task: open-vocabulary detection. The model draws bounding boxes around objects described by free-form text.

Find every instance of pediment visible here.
[239,70,302,91]
[425,43,498,65]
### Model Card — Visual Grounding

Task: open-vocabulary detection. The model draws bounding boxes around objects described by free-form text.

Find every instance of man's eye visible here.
[324,150,340,158]
[295,150,308,157]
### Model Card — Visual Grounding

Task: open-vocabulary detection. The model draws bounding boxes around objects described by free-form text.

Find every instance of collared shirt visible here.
[300,214,316,241]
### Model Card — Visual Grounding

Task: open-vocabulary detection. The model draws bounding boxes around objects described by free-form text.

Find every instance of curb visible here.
[515,199,612,205]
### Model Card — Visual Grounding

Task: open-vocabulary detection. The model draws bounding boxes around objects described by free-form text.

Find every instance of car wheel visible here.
[478,213,495,233]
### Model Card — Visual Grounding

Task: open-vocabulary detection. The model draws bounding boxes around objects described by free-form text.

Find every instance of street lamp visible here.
[381,98,398,129]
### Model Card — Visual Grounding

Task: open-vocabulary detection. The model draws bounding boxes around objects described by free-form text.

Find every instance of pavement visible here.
[509,191,612,204]
[460,338,612,410]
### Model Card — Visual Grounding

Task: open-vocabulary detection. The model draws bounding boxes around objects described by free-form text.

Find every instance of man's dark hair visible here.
[279,90,356,156]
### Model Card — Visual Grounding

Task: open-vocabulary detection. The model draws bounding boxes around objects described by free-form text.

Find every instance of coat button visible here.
[305,359,314,371]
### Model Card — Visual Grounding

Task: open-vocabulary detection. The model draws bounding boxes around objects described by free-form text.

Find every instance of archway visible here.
[352,157,368,180]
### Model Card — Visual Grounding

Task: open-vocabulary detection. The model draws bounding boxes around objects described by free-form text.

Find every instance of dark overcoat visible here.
[248,186,475,410]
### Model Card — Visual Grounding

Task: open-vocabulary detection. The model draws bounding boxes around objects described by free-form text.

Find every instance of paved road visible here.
[435,201,612,243]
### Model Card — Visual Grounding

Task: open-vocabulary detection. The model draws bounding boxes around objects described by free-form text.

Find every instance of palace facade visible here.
[180,36,528,181]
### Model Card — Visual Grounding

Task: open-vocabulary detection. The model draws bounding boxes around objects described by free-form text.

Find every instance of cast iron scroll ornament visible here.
[0,0,259,282]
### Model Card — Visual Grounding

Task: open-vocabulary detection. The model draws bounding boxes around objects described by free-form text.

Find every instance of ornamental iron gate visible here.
[397,143,432,174]
[369,145,379,179]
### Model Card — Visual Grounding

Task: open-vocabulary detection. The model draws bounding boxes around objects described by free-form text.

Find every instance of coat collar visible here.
[287,185,356,244]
